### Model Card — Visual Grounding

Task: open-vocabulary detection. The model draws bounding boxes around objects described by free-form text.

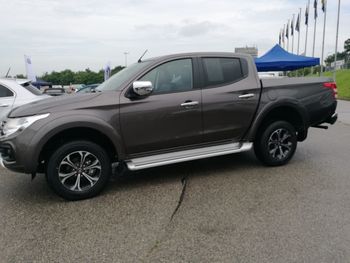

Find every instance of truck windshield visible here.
[97,61,152,91]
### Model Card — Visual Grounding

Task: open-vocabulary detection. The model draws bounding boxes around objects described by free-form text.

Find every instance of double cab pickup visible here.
[0,53,337,200]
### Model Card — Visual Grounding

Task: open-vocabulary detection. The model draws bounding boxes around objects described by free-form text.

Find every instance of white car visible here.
[0,78,49,121]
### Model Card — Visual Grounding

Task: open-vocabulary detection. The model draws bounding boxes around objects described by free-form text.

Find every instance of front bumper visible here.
[0,123,40,174]
[0,142,26,173]
[0,155,5,168]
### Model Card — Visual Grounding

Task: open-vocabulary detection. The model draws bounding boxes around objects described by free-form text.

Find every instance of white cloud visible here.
[0,0,349,76]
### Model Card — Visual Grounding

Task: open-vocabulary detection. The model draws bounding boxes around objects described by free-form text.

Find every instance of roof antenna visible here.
[138,49,148,63]
[5,67,11,78]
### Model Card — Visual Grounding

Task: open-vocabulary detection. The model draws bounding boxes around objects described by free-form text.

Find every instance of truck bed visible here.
[260,77,333,88]
[259,77,337,127]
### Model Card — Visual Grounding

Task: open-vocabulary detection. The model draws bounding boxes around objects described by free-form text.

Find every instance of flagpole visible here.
[297,8,301,54]
[333,0,341,81]
[280,29,283,47]
[312,3,317,57]
[304,0,310,55]
[280,29,282,48]
[311,0,318,74]
[287,19,290,52]
[320,0,327,75]
[282,25,285,49]
[292,14,295,53]
[279,30,280,46]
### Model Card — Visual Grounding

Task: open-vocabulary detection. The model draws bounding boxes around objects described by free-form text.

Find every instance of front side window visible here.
[202,57,243,87]
[140,59,193,94]
[0,85,14,97]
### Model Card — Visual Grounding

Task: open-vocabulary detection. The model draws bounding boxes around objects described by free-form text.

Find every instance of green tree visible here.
[344,38,350,63]
[344,38,350,53]
[325,52,346,66]
[15,74,26,79]
[324,39,350,65]
[40,66,124,85]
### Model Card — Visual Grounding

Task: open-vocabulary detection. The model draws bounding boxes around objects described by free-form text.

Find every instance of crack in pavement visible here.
[142,167,192,262]
[168,163,194,223]
[170,176,187,222]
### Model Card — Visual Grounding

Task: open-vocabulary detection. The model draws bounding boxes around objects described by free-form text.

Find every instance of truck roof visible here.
[142,52,253,63]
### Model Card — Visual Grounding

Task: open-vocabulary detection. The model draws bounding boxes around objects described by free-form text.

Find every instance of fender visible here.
[23,114,126,173]
[245,97,310,141]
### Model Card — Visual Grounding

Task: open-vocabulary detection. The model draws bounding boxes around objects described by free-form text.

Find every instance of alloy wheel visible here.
[267,128,293,160]
[58,151,102,192]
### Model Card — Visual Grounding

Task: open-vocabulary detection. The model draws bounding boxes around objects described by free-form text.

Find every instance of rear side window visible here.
[202,58,244,87]
[240,58,249,77]
[0,85,14,97]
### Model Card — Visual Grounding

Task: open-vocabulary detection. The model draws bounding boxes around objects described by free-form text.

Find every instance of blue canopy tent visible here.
[255,44,320,72]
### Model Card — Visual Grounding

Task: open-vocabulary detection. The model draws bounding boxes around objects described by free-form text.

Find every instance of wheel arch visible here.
[246,100,309,142]
[29,117,125,173]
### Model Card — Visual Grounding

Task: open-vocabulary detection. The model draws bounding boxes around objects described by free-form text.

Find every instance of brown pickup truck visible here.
[0,52,337,200]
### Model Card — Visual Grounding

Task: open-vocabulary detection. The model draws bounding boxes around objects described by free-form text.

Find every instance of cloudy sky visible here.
[0,0,349,76]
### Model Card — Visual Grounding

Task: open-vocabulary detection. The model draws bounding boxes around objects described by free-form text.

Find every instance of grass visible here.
[319,69,350,100]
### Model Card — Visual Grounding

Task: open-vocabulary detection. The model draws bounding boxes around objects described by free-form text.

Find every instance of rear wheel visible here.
[254,121,297,166]
[46,140,111,200]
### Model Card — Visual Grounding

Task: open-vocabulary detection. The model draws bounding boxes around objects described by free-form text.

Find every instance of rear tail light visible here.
[323,82,338,99]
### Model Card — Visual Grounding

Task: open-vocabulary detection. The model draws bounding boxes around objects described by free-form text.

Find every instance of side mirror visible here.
[132,81,153,96]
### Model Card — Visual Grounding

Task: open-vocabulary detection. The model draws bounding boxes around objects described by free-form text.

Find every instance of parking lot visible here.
[0,100,349,263]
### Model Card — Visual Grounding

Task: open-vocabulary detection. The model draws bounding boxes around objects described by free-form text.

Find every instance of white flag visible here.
[104,62,111,81]
[24,55,37,82]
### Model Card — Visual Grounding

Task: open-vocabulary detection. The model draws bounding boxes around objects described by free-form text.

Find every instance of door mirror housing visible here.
[132,81,153,96]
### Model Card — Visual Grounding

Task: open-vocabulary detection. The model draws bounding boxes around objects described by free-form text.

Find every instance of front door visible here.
[120,58,202,155]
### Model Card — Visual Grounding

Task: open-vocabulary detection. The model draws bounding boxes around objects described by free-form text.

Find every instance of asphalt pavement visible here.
[1,101,350,262]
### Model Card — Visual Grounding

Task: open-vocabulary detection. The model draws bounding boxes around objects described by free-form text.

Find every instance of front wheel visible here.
[46,140,111,200]
[254,121,297,166]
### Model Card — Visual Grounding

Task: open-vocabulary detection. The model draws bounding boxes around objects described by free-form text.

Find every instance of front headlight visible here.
[1,113,50,137]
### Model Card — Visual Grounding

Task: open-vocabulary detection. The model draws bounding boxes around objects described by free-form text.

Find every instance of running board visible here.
[126,142,253,171]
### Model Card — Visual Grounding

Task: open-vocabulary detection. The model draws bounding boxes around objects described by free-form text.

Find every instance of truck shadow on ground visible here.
[0,150,261,202]
[105,150,261,193]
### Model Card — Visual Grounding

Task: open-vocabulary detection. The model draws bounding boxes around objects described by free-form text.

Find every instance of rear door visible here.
[0,84,15,121]
[120,58,202,155]
[200,57,260,143]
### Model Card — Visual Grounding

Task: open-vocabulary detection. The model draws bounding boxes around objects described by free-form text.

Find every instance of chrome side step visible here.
[126,142,253,171]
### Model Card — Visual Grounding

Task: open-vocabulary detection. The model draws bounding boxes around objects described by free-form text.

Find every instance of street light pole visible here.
[333,0,341,81]
[320,0,328,76]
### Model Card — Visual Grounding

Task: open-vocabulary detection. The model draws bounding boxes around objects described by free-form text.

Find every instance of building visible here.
[234,46,258,58]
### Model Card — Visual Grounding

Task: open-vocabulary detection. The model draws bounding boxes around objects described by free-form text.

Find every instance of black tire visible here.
[46,140,111,201]
[254,121,297,166]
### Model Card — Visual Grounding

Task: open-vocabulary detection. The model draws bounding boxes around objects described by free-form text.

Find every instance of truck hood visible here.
[9,91,119,118]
